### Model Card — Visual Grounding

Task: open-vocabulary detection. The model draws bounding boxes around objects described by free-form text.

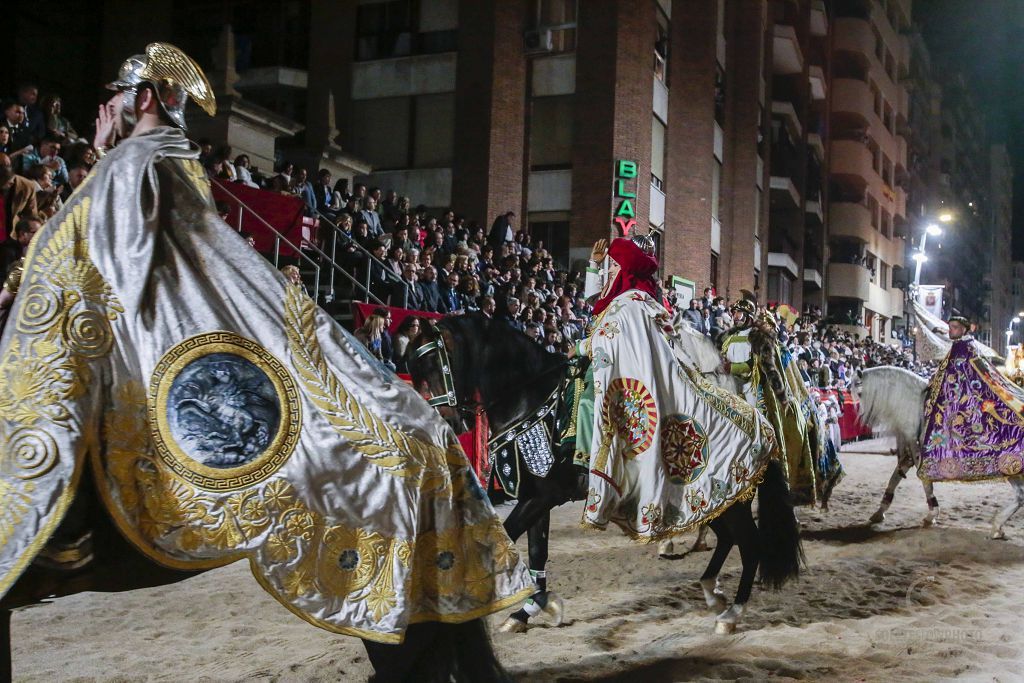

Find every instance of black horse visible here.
[0,473,508,683]
[409,314,804,633]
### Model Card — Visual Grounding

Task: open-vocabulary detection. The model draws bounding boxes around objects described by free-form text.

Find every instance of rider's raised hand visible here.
[590,238,608,263]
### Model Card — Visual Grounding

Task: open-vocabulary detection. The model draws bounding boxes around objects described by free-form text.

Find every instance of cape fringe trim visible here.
[579,459,770,544]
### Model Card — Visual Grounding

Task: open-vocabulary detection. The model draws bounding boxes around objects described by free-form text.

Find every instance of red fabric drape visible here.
[352,302,443,333]
[211,183,306,256]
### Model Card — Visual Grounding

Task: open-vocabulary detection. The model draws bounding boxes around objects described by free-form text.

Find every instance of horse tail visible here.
[755,459,804,590]
[374,618,510,683]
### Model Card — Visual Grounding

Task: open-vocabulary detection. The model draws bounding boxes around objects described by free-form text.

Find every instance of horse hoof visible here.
[991,529,1007,540]
[498,616,529,634]
[868,510,885,525]
[657,539,675,558]
[541,592,565,627]
[714,620,737,635]
[691,541,711,553]
[922,514,938,527]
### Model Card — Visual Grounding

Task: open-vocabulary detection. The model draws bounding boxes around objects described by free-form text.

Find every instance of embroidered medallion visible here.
[602,378,657,458]
[661,414,709,485]
[150,332,301,490]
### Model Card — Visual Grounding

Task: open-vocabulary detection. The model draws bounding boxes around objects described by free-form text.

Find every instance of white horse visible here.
[656,316,740,557]
[856,365,1024,538]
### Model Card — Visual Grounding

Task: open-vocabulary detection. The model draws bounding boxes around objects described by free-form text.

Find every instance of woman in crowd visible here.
[391,315,422,372]
[354,313,388,364]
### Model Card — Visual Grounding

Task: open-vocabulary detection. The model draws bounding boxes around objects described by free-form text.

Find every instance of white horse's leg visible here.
[991,477,1024,539]
[921,478,940,527]
[869,457,912,524]
[657,538,675,557]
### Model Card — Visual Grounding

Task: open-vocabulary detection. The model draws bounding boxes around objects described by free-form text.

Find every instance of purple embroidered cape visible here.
[920,337,1024,482]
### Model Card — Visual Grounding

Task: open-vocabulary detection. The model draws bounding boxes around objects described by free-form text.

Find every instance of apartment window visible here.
[355,0,414,61]
[531,96,574,169]
[714,65,726,125]
[883,104,895,134]
[531,0,578,51]
[871,83,883,118]
[711,159,722,222]
[872,26,884,62]
[880,210,891,239]
[881,156,893,188]
[880,262,890,290]
[867,194,879,229]
[651,116,667,188]
[710,253,720,292]
[654,8,669,83]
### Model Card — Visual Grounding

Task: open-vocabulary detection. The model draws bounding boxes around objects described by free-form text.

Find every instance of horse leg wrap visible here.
[927,496,939,509]
[881,492,894,505]
[528,570,549,609]
[700,576,727,612]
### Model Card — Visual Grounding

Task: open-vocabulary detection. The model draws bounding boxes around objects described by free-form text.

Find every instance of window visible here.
[654,7,669,83]
[356,0,414,61]
[531,96,574,169]
[714,65,726,125]
[710,253,720,292]
[880,262,890,290]
[531,0,578,51]
[711,159,722,222]
[651,116,667,188]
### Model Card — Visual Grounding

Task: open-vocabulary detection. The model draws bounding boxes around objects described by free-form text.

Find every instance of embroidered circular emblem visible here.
[603,378,657,458]
[661,414,709,485]
[150,332,301,490]
[998,453,1024,476]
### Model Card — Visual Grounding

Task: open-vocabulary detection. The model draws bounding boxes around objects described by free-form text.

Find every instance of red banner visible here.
[211,182,306,257]
[352,301,443,333]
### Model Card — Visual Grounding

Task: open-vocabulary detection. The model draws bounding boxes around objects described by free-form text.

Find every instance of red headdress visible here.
[592,238,659,316]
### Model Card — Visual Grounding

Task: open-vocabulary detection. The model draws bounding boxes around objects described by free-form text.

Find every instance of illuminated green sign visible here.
[613,159,638,235]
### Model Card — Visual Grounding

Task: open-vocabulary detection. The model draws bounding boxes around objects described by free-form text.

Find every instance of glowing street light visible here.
[938,211,954,223]
[926,223,942,236]
[912,252,928,264]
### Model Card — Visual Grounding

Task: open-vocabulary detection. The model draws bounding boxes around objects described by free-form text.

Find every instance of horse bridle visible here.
[410,335,459,408]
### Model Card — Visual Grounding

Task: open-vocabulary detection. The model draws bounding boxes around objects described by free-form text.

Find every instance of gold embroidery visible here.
[283,285,453,490]
[0,195,122,596]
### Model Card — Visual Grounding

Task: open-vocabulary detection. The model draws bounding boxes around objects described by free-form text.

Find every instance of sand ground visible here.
[11,437,1024,682]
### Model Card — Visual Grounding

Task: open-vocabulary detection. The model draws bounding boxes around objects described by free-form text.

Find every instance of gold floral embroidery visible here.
[283,285,456,491]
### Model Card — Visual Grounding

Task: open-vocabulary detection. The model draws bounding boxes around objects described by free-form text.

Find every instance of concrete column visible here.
[307,0,357,157]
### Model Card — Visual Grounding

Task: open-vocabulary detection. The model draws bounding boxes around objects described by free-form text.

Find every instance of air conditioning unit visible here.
[524,28,555,54]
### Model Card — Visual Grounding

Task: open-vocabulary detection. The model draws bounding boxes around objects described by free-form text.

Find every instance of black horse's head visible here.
[408,314,566,435]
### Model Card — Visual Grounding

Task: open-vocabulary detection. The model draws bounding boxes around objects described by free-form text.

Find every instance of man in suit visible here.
[0,153,37,239]
[438,271,464,314]
[487,211,515,249]
[361,196,384,239]
[417,266,443,313]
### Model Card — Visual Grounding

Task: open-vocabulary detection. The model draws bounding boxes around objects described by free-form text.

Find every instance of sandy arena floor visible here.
[11,437,1024,682]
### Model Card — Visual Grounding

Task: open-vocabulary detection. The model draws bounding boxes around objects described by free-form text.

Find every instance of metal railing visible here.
[211,178,388,308]
[311,206,410,309]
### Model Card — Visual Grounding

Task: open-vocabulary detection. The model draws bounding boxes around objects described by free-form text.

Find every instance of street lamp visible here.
[938,211,954,223]
[914,224,943,287]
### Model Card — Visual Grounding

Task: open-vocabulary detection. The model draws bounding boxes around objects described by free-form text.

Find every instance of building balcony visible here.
[770,175,801,207]
[833,18,873,67]
[806,196,824,224]
[828,262,871,302]
[830,202,874,243]
[831,140,873,192]
[773,24,804,75]
[808,133,825,163]
[831,78,873,128]
[772,100,803,140]
[769,251,801,279]
[809,65,827,101]
[810,0,828,37]
[804,268,823,289]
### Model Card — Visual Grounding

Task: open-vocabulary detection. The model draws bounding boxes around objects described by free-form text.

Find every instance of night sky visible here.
[918,0,1024,259]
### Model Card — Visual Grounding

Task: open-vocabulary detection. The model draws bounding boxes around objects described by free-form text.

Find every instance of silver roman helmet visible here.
[630,231,656,256]
[107,42,216,131]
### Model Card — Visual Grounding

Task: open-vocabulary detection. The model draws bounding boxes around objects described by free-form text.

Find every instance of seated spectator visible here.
[0,154,37,231]
[353,314,392,368]
[400,264,423,310]
[61,163,90,202]
[40,94,79,143]
[365,240,393,303]
[417,266,443,313]
[64,141,97,169]
[19,136,67,186]
[2,101,32,152]
[233,154,259,188]
[439,271,464,314]
[291,167,316,217]
[392,316,422,371]
[524,322,542,342]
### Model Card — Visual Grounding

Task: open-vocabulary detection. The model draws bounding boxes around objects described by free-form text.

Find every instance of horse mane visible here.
[437,314,564,426]
[857,365,929,443]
